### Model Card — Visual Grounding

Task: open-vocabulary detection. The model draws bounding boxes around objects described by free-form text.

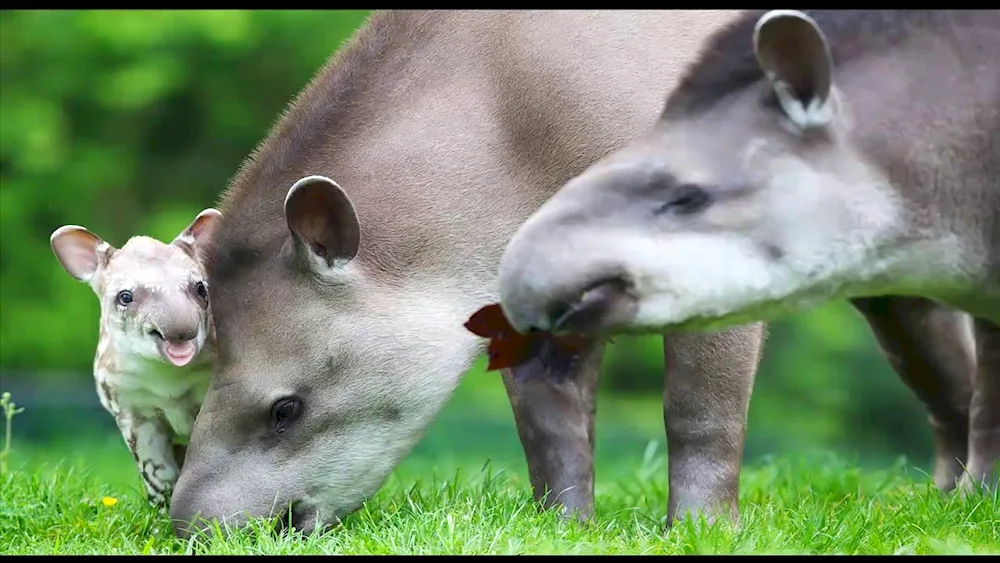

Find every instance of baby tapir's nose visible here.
[152,322,199,342]
[162,328,198,342]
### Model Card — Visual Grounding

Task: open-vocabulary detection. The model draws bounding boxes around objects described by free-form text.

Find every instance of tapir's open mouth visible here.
[151,331,199,367]
[552,275,638,335]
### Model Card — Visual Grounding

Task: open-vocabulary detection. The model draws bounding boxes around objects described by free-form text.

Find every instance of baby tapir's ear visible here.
[50,225,116,283]
[172,208,223,261]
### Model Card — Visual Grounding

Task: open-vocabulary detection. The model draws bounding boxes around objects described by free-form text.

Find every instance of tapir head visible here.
[170,176,481,537]
[498,10,907,337]
[51,209,222,367]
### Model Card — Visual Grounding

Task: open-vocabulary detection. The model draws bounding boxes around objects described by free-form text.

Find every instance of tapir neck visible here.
[836,31,1000,302]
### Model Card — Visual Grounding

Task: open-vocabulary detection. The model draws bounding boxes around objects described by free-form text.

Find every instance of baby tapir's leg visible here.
[114,410,182,509]
[963,318,1000,492]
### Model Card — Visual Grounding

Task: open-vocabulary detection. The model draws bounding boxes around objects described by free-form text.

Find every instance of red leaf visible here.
[463,304,514,339]
[485,334,534,372]
[464,302,596,374]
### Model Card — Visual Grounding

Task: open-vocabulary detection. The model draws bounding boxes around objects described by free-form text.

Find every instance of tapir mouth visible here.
[152,332,199,367]
[274,502,327,536]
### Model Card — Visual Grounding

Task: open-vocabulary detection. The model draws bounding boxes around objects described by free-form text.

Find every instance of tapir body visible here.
[499,10,999,490]
[171,10,979,536]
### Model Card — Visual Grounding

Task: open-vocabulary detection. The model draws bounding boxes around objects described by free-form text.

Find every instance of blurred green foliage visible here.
[0,10,935,465]
[1,9,369,368]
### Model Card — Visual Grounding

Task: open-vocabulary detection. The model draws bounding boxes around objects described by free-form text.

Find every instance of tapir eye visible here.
[657,184,712,216]
[195,281,208,301]
[270,396,303,433]
[116,290,134,306]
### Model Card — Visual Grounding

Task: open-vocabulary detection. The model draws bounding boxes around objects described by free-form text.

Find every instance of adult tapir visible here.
[170,10,977,536]
[499,10,998,491]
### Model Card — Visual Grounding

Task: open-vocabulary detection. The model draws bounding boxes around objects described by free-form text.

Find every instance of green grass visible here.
[2,439,998,555]
[1,379,998,555]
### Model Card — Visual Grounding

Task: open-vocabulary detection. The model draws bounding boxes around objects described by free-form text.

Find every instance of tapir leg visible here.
[500,341,604,520]
[851,296,974,492]
[963,318,1000,491]
[662,323,767,525]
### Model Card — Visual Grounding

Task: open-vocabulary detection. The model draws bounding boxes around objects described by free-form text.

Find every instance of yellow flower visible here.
[101,496,118,507]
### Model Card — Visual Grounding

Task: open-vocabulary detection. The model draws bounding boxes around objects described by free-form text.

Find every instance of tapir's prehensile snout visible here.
[169,465,236,539]
[498,178,639,337]
[499,221,578,334]
[499,254,636,336]
[170,469,326,539]
[168,424,300,539]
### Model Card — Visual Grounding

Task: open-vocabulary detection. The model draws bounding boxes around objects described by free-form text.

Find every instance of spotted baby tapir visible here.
[50,209,221,508]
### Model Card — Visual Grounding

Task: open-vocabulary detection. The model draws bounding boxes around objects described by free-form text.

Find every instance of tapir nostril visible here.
[544,300,577,332]
[160,328,198,342]
[551,275,637,334]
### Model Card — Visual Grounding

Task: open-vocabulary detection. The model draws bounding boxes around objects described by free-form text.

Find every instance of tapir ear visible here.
[753,10,834,129]
[173,208,223,260]
[50,225,116,283]
[284,175,361,270]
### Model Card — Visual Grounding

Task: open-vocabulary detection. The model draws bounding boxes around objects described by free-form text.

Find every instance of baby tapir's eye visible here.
[116,290,134,306]
[195,281,208,301]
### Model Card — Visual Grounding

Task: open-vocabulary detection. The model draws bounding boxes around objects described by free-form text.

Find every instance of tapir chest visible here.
[97,359,211,440]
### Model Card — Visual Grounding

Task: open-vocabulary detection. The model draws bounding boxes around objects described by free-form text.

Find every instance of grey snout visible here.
[170,482,282,540]
[169,472,233,539]
[498,155,667,335]
[498,219,638,336]
[170,494,213,539]
[169,455,294,539]
[500,268,637,336]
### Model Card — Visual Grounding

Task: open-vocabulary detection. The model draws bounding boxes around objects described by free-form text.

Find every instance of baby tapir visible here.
[50,208,222,508]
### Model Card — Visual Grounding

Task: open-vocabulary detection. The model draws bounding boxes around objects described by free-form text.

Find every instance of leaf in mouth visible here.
[463,303,599,382]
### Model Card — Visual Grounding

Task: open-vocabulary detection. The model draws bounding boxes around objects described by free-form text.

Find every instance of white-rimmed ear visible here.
[50,225,116,283]
[284,175,361,270]
[173,208,223,260]
[753,10,834,130]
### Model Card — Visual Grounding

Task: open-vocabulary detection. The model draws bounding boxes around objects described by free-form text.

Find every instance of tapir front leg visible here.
[662,323,766,525]
[114,410,182,510]
[500,342,604,520]
[963,318,1000,492]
